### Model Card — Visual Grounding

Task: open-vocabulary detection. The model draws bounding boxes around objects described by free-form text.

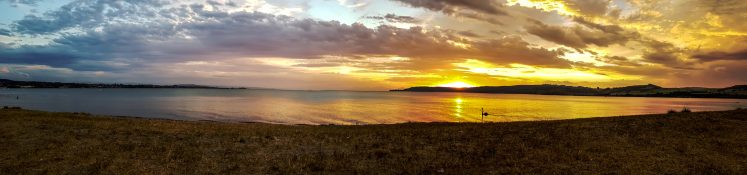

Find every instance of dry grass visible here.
[1,108,746,174]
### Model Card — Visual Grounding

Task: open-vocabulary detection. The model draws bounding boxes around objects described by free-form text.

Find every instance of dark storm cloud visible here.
[1,0,569,72]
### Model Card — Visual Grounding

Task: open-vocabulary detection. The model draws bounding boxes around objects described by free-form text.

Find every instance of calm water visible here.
[1,89,746,124]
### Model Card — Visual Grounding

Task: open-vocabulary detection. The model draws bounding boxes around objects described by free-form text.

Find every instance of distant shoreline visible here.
[0,78,248,89]
[391,84,747,99]
[392,90,747,99]
[3,78,747,99]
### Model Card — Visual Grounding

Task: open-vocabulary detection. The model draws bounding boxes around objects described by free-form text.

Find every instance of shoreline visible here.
[2,108,746,174]
[4,87,747,100]
[4,105,739,125]
[392,90,747,99]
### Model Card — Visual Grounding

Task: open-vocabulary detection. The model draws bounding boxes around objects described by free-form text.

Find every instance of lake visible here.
[1,88,746,124]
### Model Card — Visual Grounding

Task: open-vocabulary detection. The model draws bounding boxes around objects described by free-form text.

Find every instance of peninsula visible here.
[392,84,747,99]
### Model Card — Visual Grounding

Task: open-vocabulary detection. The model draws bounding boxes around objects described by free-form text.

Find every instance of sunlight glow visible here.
[506,0,577,16]
[454,97,463,118]
[438,82,476,88]
[561,51,611,66]
[454,59,618,82]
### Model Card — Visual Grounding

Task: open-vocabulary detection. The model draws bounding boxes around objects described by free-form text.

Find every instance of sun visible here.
[437,82,476,88]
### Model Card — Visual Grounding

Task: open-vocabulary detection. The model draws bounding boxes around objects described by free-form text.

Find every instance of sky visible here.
[0,0,745,90]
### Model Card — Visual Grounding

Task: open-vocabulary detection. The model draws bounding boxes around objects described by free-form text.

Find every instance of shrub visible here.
[2,106,22,109]
[680,107,691,113]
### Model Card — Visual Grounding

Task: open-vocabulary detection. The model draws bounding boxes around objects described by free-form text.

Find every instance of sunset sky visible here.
[0,0,745,90]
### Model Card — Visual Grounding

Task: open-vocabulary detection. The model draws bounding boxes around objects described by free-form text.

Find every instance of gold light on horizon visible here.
[437,82,476,88]
[453,59,622,82]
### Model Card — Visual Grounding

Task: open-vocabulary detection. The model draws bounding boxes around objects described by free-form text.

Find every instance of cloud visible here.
[692,49,747,62]
[0,42,86,68]
[336,0,369,8]
[637,38,693,68]
[392,0,509,25]
[458,30,480,37]
[0,28,11,36]
[3,0,745,88]
[506,0,614,18]
[524,16,703,69]
[393,0,508,16]
[472,36,570,67]
[365,14,421,23]
[11,0,168,35]
[663,60,747,87]
[594,55,640,66]
[1,0,568,74]
[564,0,611,16]
[525,18,631,49]
[1,0,44,6]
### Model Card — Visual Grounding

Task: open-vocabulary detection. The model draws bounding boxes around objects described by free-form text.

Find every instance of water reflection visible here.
[1,89,746,124]
[453,97,463,119]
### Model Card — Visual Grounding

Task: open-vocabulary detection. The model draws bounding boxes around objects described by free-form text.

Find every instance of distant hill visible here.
[392,84,747,99]
[0,79,245,89]
[724,85,747,91]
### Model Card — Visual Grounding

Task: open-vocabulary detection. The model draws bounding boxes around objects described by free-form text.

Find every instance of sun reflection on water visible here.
[4,89,746,125]
[454,97,463,120]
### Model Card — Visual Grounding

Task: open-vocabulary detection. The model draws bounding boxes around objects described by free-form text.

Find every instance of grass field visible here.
[1,108,746,174]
